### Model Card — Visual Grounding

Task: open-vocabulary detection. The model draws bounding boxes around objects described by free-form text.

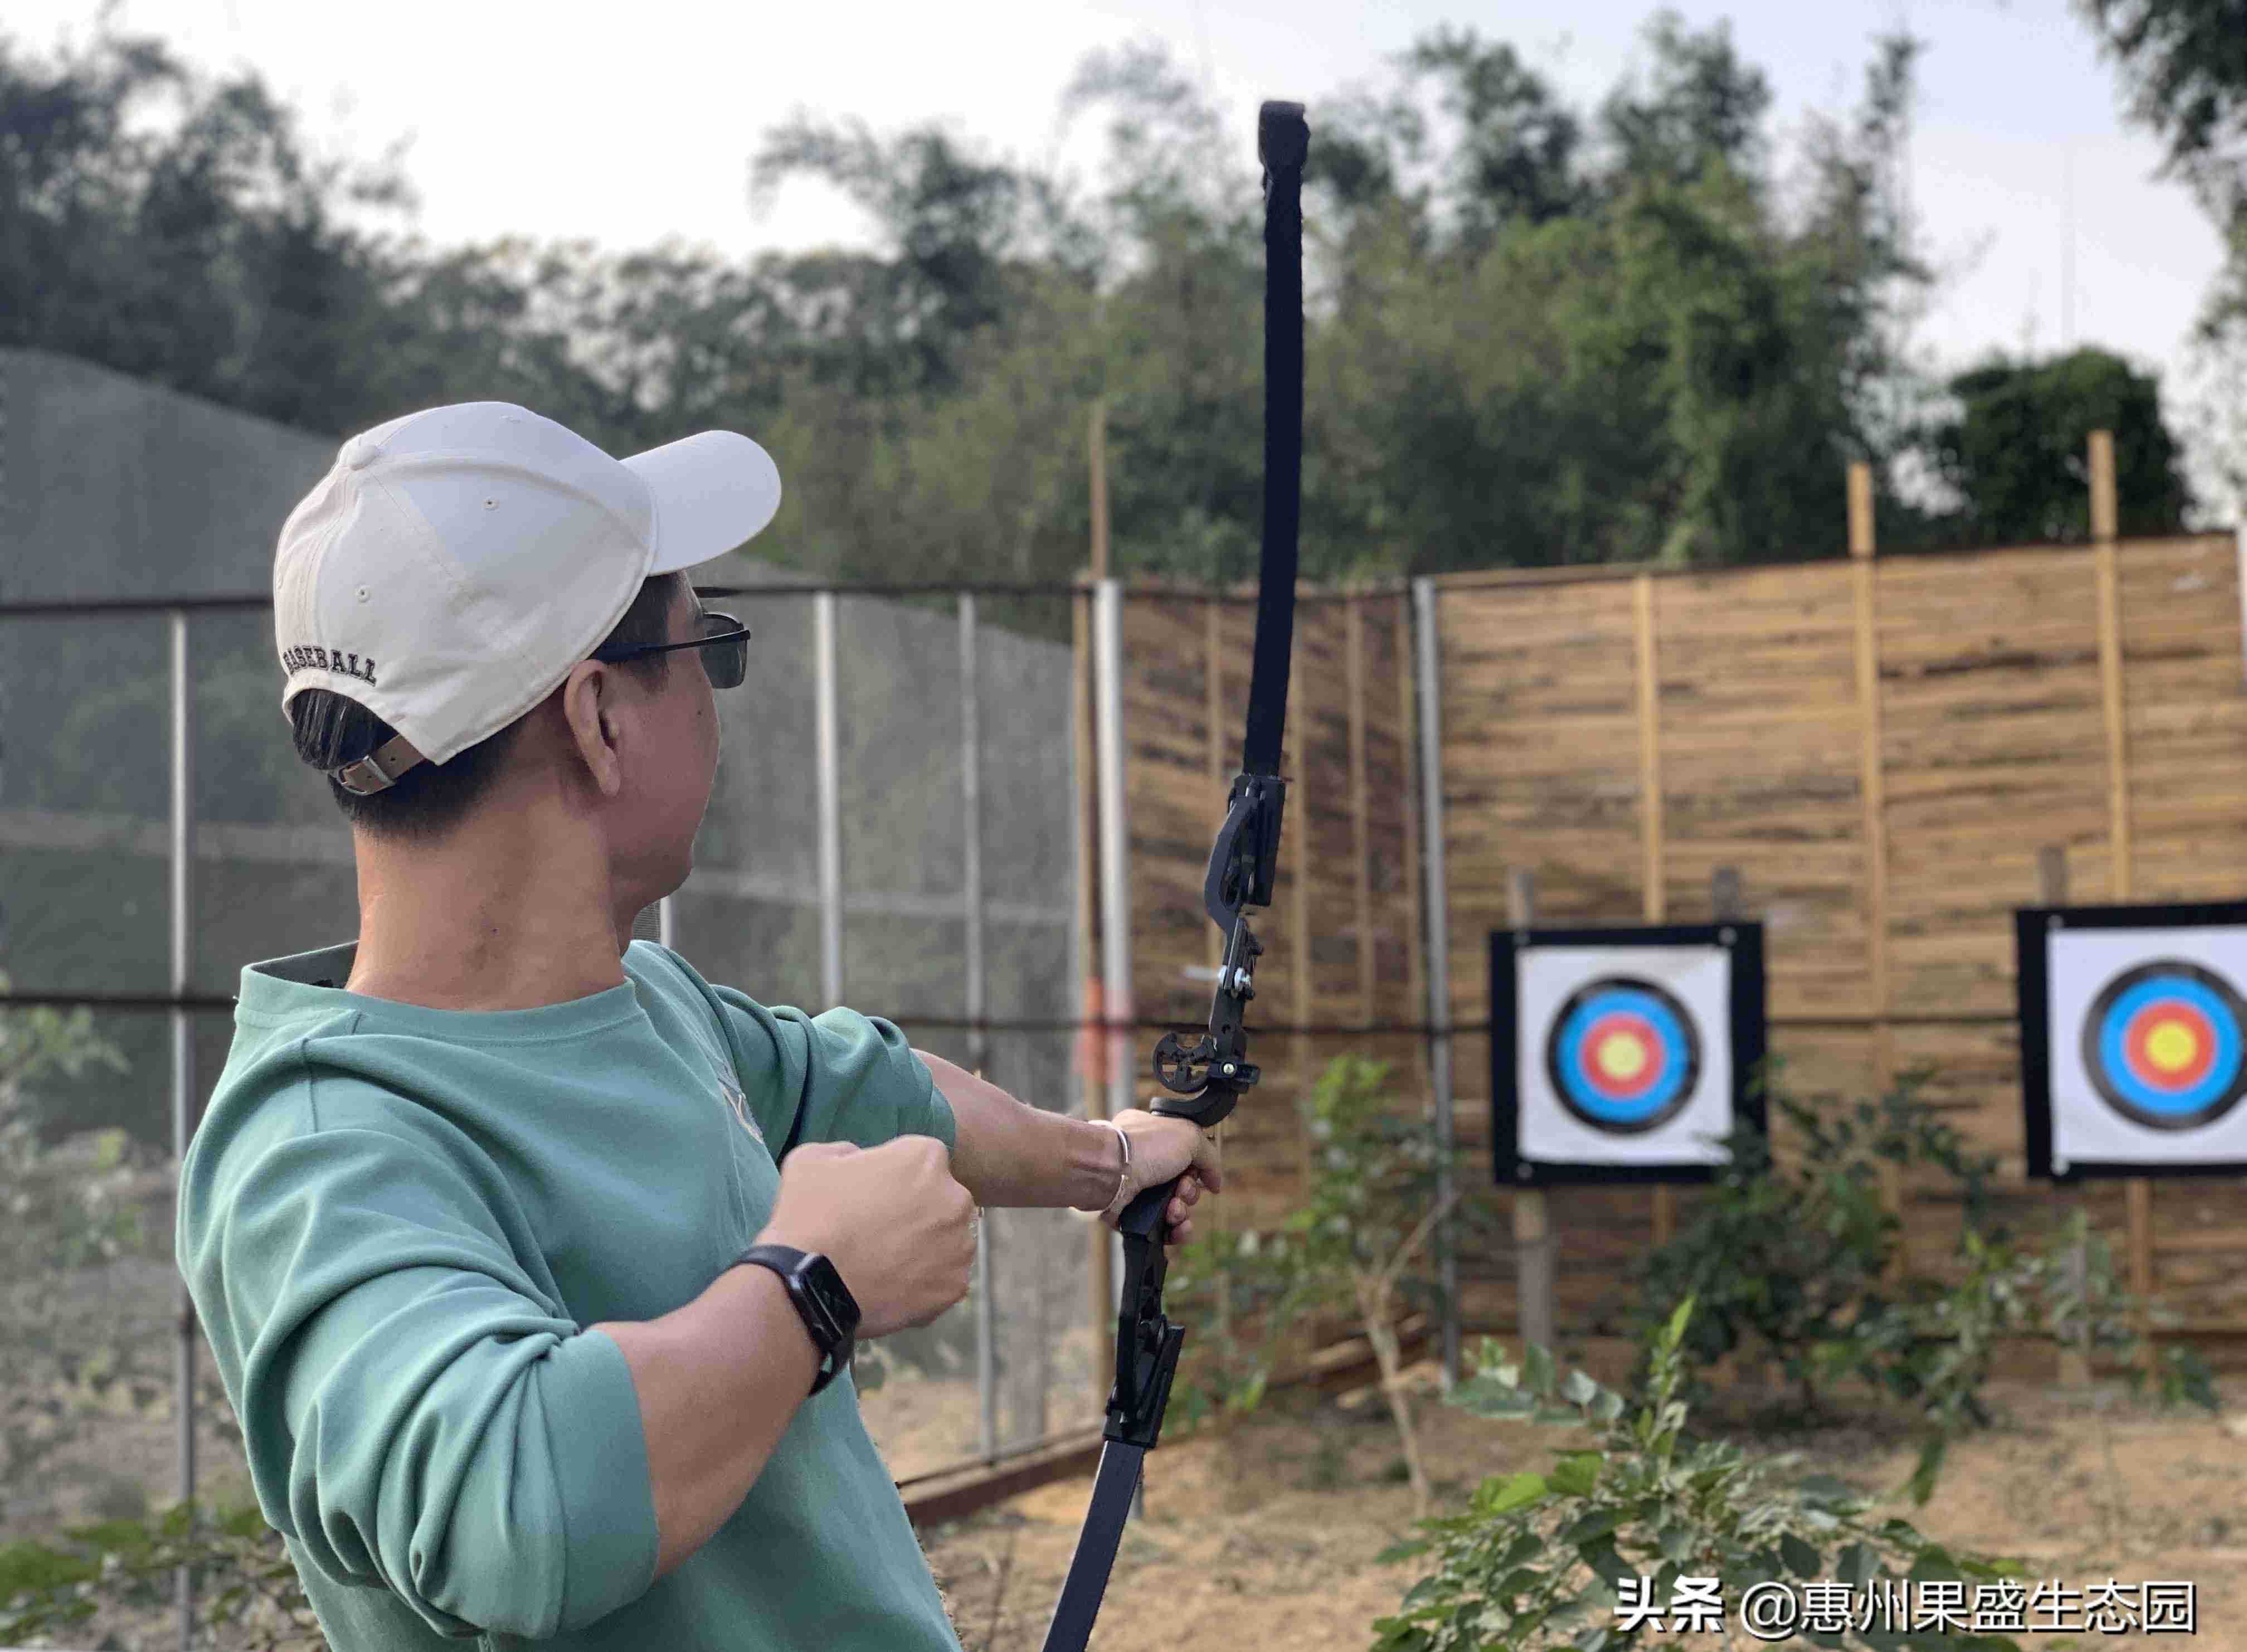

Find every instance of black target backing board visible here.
[1491,922,1766,1188]
[2016,900,2247,1182]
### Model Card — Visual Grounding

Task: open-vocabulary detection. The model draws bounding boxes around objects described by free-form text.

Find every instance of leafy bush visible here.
[1629,1074,2216,1502]
[1828,1215,2216,1500]
[1371,1301,2026,1652]
[1625,1076,1993,1413]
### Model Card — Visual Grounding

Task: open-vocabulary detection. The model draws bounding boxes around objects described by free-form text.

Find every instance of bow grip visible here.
[1115,1173,1179,1242]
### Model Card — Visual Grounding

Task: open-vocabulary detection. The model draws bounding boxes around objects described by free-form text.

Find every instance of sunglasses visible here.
[591,611,751,689]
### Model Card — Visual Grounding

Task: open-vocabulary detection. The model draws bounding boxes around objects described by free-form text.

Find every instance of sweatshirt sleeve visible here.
[708,987,954,1157]
[180,1104,660,1639]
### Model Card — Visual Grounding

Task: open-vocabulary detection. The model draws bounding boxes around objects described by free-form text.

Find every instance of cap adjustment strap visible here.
[332,732,427,796]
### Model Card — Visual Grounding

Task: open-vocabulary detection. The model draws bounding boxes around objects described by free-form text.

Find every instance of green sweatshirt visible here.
[177,939,963,1651]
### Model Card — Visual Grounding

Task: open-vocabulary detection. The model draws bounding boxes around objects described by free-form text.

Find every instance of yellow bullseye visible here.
[1595,1033,1647,1082]
[2145,1018,2201,1074]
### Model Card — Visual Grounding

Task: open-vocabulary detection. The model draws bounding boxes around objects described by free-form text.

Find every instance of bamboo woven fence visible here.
[1092,456,2247,1365]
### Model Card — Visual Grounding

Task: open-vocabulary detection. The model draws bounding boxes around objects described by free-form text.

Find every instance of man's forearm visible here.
[916,1049,1121,1210]
[591,1263,820,1581]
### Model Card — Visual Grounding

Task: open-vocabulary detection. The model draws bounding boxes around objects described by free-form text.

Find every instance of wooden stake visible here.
[1711,866,1743,924]
[1633,575,1674,1247]
[1510,869,1555,1353]
[1290,650,1314,1190]
[1712,867,1770,1391]
[2088,429,2158,1361]
[1846,462,1904,1246]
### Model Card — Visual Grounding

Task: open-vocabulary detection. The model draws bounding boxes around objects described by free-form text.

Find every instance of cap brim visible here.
[623,431,784,575]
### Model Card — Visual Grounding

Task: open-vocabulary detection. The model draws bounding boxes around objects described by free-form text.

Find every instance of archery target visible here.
[2081,961,2247,1130]
[1495,925,1765,1185]
[1544,976,1701,1134]
[2026,911,2247,1175]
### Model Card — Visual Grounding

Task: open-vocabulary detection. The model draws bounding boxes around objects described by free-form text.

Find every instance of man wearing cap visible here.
[176,402,1218,1650]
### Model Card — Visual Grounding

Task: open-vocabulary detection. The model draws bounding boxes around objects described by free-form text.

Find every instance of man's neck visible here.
[343,815,641,1012]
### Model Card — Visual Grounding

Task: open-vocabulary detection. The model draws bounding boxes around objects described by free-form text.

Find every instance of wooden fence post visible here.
[1509,869,1556,1353]
[2088,429,2158,1372]
[1400,598,1430,1105]
[2041,844,2095,1389]
[1633,574,1676,1248]
[1846,461,1905,1256]
[1349,595,1377,1032]
[1290,652,1314,1189]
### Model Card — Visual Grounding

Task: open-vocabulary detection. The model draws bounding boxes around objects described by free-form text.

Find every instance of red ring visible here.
[1575,1011,1663,1100]
[2122,999,2217,1092]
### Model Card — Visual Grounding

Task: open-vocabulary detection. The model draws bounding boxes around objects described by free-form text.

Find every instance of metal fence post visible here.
[1411,578,1458,1387]
[815,592,843,1009]
[169,610,198,1650]
[961,596,998,1461]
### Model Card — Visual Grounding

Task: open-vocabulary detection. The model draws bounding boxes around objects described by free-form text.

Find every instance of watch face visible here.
[799,1256,860,1338]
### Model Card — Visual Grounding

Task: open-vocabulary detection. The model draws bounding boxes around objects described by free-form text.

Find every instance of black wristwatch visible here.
[735,1243,859,1395]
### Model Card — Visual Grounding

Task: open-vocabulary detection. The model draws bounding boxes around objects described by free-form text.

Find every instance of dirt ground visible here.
[919,1374,2247,1652]
[12,1333,2245,1649]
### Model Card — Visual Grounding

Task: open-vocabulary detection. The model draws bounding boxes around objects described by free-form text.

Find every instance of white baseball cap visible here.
[273,402,781,795]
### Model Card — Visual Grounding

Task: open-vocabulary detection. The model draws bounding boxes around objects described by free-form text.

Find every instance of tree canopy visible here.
[0,14,2196,592]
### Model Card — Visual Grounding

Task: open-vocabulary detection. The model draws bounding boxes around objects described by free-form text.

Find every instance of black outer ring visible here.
[1541,975,1703,1137]
[2079,959,2247,1133]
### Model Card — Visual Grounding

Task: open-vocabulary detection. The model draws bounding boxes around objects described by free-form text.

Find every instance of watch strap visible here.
[735,1243,855,1396]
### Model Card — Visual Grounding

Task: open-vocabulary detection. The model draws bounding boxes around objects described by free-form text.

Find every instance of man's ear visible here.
[557,661,629,799]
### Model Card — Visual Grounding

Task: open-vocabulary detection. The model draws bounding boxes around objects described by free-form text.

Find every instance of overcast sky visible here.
[11,0,2226,389]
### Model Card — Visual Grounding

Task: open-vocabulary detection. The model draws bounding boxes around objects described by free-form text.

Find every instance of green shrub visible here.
[1628,1073,2216,1503]
[1625,1076,1993,1413]
[1371,1301,2026,1652]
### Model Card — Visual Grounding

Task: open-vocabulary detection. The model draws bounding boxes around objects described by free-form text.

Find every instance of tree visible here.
[1924,348,2192,543]
[4,14,1958,586]
[2079,0,2247,285]
[2078,2,2247,522]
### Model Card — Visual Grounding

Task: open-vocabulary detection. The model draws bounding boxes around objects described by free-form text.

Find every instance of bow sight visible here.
[1149,769,1287,1115]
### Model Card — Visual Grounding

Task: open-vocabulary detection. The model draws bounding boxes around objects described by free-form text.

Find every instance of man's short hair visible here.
[288,571,688,840]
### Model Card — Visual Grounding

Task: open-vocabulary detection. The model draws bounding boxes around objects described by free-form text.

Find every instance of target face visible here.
[1544,976,1702,1134]
[2017,903,2247,1180]
[1493,924,1765,1187]
[2080,961,2247,1130]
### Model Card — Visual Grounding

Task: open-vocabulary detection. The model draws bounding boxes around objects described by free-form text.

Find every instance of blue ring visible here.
[1544,977,1701,1136]
[2096,976,2240,1116]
